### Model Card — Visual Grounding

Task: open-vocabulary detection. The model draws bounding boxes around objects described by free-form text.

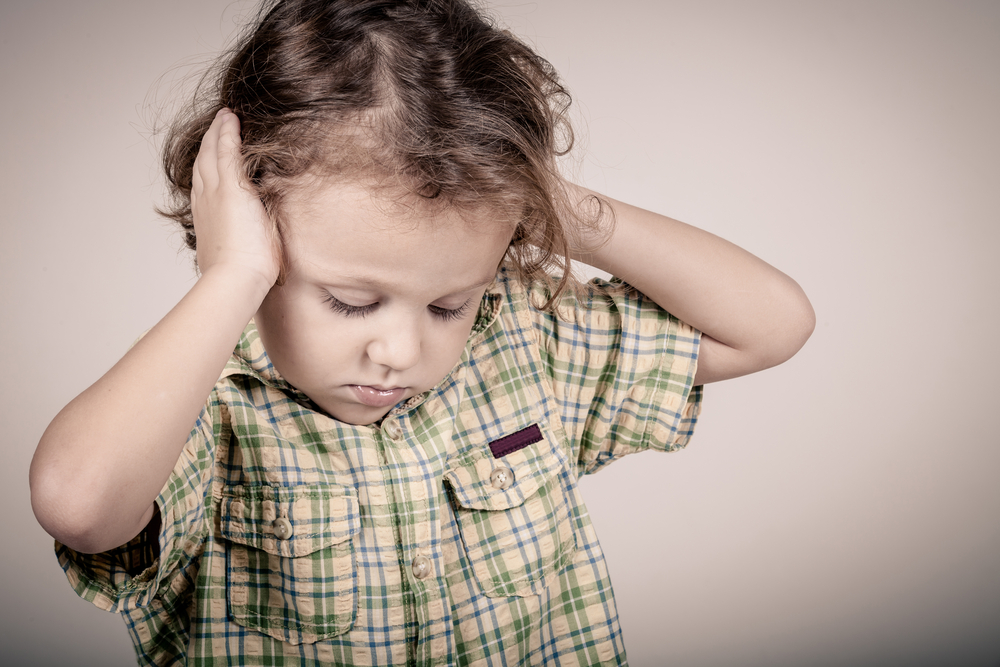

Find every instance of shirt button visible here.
[490,466,514,491]
[384,420,403,441]
[272,518,293,540]
[411,555,432,580]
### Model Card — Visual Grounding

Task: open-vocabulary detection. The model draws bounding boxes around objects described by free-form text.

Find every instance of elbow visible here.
[762,280,816,368]
[30,446,130,554]
[786,282,816,358]
[30,461,98,553]
[797,297,816,349]
[695,280,814,385]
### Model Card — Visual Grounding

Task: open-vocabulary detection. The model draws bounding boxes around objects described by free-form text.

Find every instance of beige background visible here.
[3,1,998,665]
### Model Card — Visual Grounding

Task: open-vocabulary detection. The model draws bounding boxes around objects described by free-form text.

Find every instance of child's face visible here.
[255,180,513,426]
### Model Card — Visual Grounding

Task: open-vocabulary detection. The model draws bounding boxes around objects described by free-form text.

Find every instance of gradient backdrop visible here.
[2,1,998,665]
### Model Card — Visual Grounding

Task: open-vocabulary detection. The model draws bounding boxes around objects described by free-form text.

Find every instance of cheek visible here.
[258,291,367,371]
[259,283,324,331]
[428,322,475,366]
[256,289,317,363]
[255,293,287,346]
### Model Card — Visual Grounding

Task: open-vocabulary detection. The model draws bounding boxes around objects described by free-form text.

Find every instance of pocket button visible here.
[272,518,293,540]
[490,466,514,491]
[411,555,432,580]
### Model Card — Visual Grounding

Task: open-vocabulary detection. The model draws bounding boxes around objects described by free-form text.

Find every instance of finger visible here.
[191,160,203,202]
[215,110,245,186]
[193,109,228,194]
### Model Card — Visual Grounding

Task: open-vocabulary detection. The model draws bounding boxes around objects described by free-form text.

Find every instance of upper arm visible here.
[524,277,702,470]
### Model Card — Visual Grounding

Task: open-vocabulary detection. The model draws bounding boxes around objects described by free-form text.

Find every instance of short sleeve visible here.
[524,277,702,475]
[55,392,221,615]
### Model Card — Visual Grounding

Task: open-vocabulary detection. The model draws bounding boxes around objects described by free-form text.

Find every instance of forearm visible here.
[30,266,271,553]
[570,186,814,384]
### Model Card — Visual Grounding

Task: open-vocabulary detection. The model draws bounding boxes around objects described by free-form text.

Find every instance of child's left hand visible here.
[566,183,815,384]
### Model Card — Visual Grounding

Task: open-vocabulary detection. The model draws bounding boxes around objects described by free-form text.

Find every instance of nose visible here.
[365,316,421,373]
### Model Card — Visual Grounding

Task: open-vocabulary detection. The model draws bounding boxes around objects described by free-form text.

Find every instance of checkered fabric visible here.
[57,269,701,666]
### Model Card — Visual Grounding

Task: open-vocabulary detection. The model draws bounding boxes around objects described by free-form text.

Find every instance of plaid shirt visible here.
[57,270,701,666]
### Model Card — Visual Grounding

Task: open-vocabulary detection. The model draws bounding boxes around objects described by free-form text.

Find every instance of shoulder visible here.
[491,268,698,345]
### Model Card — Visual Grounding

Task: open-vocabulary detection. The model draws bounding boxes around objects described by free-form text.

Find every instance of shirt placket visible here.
[378,409,456,667]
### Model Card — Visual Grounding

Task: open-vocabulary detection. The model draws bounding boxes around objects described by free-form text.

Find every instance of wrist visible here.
[198,262,276,306]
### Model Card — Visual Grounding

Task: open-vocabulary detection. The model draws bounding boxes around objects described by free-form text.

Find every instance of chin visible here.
[323,401,392,426]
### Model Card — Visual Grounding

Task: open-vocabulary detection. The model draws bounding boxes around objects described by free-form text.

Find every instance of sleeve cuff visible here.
[55,497,175,613]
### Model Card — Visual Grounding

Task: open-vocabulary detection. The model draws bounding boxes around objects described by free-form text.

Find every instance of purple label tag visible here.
[488,424,543,458]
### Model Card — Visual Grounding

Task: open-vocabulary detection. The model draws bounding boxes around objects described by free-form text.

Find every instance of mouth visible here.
[349,385,407,408]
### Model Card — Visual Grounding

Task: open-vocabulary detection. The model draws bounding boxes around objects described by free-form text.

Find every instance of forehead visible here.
[284,177,489,229]
[279,179,513,288]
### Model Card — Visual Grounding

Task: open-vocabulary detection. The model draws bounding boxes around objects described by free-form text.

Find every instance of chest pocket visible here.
[444,424,578,598]
[219,483,360,644]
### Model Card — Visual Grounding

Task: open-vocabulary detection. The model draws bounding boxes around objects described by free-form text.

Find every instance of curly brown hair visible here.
[159,0,603,303]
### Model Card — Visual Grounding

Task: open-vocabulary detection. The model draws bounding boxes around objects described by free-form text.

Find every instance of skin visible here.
[567,185,816,385]
[30,109,814,555]
[255,182,512,426]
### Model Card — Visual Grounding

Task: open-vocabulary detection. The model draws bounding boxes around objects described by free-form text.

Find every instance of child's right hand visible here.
[32,114,286,555]
[191,108,281,289]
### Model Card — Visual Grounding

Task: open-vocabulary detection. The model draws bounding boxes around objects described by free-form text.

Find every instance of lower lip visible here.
[349,385,407,408]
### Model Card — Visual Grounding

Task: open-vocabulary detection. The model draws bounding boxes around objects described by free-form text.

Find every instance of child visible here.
[30,0,814,664]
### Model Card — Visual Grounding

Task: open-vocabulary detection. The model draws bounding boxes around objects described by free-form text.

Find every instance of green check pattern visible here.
[57,269,701,666]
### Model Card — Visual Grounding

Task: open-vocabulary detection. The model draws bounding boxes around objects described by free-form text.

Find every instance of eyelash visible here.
[429,301,473,322]
[322,294,377,318]
[322,293,472,322]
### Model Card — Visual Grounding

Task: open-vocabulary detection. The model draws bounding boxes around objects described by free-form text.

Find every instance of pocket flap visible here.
[444,424,566,511]
[220,483,359,558]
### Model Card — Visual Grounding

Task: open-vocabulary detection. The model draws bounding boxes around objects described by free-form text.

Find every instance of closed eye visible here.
[429,299,473,322]
[323,292,473,322]
[322,292,378,318]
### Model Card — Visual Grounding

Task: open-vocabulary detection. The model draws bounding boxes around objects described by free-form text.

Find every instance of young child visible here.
[31,0,814,664]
